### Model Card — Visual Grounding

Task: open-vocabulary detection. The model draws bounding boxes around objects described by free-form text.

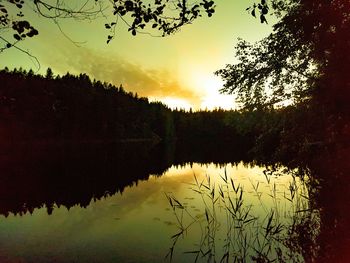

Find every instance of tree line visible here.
[0,67,174,142]
[0,67,330,165]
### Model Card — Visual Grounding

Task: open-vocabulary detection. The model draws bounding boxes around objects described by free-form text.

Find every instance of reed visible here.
[165,166,320,262]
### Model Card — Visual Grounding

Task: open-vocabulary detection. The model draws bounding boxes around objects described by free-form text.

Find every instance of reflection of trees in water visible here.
[1,141,348,262]
[165,167,320,262]
[0,140,253,216]
[0,142,167,216]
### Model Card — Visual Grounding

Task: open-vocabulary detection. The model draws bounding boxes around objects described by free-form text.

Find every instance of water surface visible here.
[0,162,316,262]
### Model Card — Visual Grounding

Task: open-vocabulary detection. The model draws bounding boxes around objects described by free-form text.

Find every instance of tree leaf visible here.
[13,34,21,41]
[251,9,256,18]
[260,14,267,24]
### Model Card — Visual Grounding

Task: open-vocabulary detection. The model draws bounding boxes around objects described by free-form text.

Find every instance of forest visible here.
[0,67,336,166]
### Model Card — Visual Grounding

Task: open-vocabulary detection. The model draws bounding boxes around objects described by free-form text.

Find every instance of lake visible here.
[0,142,320,262]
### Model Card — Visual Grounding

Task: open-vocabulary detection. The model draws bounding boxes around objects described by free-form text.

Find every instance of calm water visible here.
[0,157,318,262]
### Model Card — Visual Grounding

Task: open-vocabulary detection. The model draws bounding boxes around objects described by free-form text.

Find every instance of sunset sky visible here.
[1,1,275,110]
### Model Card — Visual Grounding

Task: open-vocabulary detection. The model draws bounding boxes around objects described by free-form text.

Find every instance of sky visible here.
[0,1,275,110]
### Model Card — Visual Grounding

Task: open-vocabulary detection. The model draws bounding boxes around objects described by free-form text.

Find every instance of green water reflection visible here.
[0,163,317,262]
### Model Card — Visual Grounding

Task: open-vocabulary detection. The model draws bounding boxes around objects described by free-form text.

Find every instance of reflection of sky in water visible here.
[0,163,312,262]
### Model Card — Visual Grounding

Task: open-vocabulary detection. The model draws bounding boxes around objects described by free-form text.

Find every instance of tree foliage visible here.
[215,35,318,110]
[216,0,350,113]
[0,0,274,52]
[105,0,216,39]
[0,0,103,52]
[0,0,215,51]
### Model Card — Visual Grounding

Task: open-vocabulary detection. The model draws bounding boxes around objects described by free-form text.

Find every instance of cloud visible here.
[47,46,202,108]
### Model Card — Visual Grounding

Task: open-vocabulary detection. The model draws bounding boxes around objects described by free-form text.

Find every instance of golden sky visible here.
[0,1,275,110]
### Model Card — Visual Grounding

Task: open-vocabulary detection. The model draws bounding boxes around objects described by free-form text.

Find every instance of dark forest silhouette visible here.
[0,68,329,163]
[0,141,258,217]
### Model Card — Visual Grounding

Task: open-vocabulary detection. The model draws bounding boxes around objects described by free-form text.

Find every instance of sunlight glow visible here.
[150,96,193,111]
[189,70,236,110]
[201,93,235,110]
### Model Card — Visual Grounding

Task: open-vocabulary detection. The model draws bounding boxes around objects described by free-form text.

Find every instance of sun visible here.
[148,67,236,111]
[190,72,235,110]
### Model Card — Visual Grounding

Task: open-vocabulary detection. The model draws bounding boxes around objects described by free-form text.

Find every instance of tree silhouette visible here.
[216,0,350,147]
[0,67,296,162]
[217,0,349,105]
[0,0,275,54]
[0,0,214,51]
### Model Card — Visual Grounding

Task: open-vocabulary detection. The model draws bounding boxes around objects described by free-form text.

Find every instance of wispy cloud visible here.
[47,46,202,108]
